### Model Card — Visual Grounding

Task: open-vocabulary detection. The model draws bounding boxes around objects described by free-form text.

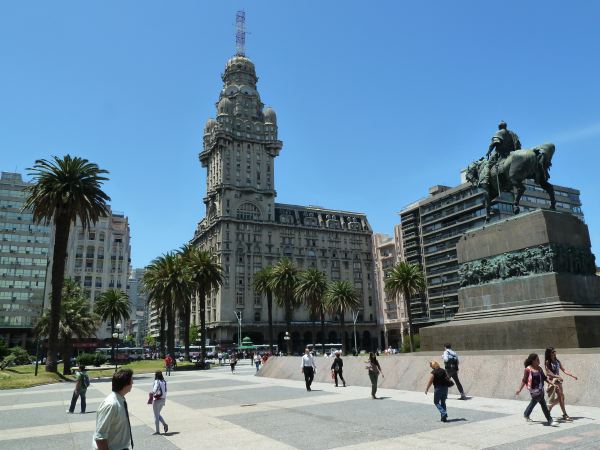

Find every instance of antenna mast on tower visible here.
[235,10,246,56]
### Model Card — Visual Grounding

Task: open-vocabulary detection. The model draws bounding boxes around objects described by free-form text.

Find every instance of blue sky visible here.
[1,1,599,268]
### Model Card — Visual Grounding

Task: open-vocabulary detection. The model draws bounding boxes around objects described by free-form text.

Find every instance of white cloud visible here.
[551,121,600,144]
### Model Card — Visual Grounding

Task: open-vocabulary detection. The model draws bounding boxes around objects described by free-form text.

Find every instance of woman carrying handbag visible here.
[150,371,169,435]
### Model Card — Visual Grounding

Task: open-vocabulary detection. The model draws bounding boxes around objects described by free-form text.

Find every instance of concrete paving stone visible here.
[0,403,103,430]
[160,378,255,392]
[174,385,331,411]
[487,423,600,450]
[0,425,180,450]
[220,398,508,450]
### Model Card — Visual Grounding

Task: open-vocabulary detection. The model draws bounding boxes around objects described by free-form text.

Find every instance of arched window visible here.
[236,203,261,221]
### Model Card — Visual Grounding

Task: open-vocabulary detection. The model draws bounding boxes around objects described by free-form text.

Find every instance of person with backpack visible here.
[442,343,467,400]
[68,364,90,414]
[150,371,169,435]
[330,351,346,387]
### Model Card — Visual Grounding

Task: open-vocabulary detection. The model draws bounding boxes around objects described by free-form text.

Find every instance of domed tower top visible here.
[222,55,258,87]
[264,107,277,125]
[217,97,233,115]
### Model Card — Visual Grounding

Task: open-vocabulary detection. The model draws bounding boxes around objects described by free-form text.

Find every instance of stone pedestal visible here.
[421,210,600,351]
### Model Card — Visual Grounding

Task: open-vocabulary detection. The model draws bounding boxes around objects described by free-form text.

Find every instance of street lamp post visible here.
[283,331,290,355]
[112,323,122,372]
[352,309,361,355]
[441,275,446,321]
[234,310,242,349]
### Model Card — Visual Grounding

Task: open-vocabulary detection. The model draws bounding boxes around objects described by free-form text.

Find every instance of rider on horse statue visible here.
[485,121,521,186]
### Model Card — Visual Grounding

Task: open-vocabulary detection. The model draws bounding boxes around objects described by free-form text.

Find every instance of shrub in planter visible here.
[76,353,96,366]
[9,346,33,365]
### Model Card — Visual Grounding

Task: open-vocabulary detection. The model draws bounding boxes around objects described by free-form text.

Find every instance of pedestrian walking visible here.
[164,354,173,376]
[254,353,261,372]
[93,368,134,450]
[425,360,453,422]
[515,353,559,426]
[301,347,317,391]
[150,371,169,435]
[330,351,346,387]
[67,364,90,414]
[366,352,384,399]
[442,343,467,400]
[230,354,238,373]
[545,347,578,421]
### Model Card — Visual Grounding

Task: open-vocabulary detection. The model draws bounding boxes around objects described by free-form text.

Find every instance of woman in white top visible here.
[151,371,168,434]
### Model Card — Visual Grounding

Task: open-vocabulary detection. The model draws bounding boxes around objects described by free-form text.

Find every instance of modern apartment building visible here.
[0,172,51,347]
[399,177,584,328]
[191,52,379,352]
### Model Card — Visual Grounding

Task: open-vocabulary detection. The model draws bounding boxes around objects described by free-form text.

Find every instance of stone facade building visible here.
[191,54,379,352]
[372,226,407,349]
[399,177,584,328]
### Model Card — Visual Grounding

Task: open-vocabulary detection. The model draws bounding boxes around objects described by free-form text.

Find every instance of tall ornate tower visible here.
[199,56,282,226]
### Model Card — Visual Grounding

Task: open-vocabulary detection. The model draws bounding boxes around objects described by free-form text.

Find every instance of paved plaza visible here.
[0,362,599,449]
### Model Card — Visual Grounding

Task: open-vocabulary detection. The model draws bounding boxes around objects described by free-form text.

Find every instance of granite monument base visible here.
[421,310,600,351]
[421,209,600,351]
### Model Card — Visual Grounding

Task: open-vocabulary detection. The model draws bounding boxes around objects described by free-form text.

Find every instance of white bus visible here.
[307,343,342,356]
[174,345,217,359]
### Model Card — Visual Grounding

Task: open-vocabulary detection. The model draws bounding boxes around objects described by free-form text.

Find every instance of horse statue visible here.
[465,143,556,221]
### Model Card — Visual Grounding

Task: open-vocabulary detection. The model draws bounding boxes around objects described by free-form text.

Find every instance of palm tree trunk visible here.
[110,319,115,362]
[159,307,166,358]
[62,339,72,376]
[166,301,175,357]
[183,301,191,362]
[267,292,274,354]
[285,304,292,355]
[45,214,70,373]
[199,289,207,365]
[320,308,326,356]
[339,308,346,355]
[404,288,414,352]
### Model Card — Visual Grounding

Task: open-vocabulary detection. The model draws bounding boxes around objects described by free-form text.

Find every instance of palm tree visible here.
[269,258,300,355]
[142,255,170,357]
[183,245,223,364]
[252,267,275,353]
[384,262,426,352]
[295,269,328,356]
[94,289,131,362]
[325,280,361,355]
[35,279,99,375]
[24,155,110,373]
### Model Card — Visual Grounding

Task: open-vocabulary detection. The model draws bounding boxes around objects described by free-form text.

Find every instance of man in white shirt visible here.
[300,347,317,391]
[93,368,134,450]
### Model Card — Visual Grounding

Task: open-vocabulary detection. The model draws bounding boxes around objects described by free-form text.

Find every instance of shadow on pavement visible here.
[446,418,467,423]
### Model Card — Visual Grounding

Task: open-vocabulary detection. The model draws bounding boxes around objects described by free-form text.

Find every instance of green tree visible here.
[384,262,426,353]
[35,279,99,374]
[24,155,110,373]
[183,246,223,364]
[144,334,156,349]
[295,269,328,356]
[325,280,361,355]
[269,258,300,354]
[142,255,170,357]
[252,267,275,354]
[94,289,131,362]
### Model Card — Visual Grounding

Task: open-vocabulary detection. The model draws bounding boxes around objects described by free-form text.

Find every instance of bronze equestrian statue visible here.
[466,141,556,221]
